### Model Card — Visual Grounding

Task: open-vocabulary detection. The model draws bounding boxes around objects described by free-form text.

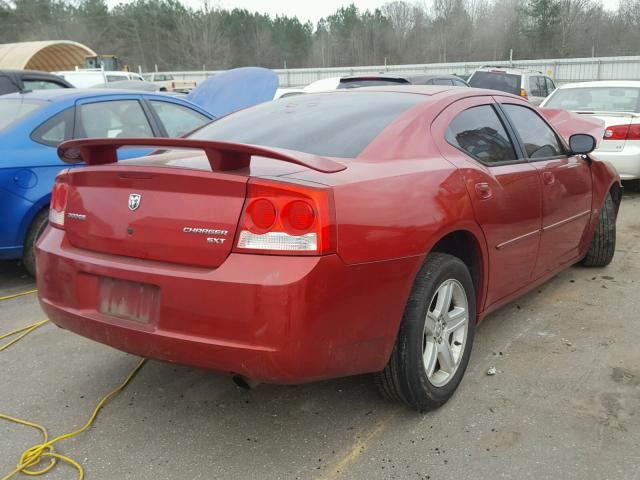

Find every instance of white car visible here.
[274,87,306,99]
[55,70,144,88]
[541,81,640,183]
[303,77,341,93]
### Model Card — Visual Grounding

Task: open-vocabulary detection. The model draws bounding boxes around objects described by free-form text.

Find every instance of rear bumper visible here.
[36,228,419,384]
[594,145,640,180]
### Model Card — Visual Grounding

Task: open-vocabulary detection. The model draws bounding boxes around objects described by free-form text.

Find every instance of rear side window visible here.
[446,104,518,164]
[32,107,74,146]
[501,104,564,159]
[106,75,126,83]
[433,78,454,86]
[469,71,521,95]
[76,100,153,138]
[453,79,468,87]
[23,79,67,91]
[0,99,44,131]
[150,101,210,137]
[0,76,17,95]
[545,78,556,94]
[529,76,545,97]
[191,92,423,158]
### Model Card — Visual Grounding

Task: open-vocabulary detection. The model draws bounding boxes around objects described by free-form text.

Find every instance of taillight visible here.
[520,88,528,99]
[49,174,69,229]
[233,179,335,255]
[604,124,640,140]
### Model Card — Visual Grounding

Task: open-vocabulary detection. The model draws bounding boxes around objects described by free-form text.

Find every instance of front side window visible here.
[445,104,518,164]
[433,78,454,86]
[32,107,74,146]
[501,104,564,159]
[150,101,210,137]
[76,100,153,138]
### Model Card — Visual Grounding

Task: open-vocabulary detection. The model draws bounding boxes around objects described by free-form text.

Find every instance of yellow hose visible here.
[0,289,38,301]
[1,288,148,479]
[1,358,147,480]
[0,320,49,352]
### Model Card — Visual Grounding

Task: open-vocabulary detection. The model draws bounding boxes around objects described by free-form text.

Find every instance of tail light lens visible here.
[49,174,69,229]
[604,124,640,140]
[519,88,528,99]
[234,179,336,255]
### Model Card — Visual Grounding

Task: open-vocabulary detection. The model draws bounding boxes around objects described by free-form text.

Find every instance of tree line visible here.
[0,0,638,71]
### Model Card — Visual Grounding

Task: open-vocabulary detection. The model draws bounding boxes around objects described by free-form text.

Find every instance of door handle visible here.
[474,182,492,200]
[542,171,555,185]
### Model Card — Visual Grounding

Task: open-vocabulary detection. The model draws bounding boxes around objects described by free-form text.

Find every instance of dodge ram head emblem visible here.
[128,194,141,211]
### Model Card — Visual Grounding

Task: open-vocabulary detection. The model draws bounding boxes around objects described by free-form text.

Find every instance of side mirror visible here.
[569,134,596,155]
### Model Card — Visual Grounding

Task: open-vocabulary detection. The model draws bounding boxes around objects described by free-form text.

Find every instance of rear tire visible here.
[22,210,49,277]
[374,253,476,411]
[582,193,616,267]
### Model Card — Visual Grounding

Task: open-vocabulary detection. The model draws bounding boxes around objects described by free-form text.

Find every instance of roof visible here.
[557,80,640,89]
[0,41,96,71]
[341,73,462,82]
[0,88,167,102]
[473,66,544,75]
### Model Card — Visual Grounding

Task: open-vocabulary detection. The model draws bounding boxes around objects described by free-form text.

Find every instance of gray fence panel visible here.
[157,55,640,87]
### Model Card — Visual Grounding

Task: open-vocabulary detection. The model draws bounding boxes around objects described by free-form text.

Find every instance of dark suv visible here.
[0,69,73,95]
[338,74,469,89]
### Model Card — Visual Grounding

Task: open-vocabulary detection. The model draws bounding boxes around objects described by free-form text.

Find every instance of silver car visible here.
[468,66,556,105]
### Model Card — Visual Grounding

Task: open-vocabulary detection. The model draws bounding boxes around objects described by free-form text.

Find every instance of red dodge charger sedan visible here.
[37,86,620,411]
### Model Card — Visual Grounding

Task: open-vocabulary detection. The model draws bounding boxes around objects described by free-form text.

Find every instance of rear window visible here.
[338,78,410,89]
[0,99,44,131]
[544,87,640,113]
[190,92,423,158]
[469,71,521,95]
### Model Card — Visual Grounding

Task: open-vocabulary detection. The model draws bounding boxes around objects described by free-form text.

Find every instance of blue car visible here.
[0,89,213,274]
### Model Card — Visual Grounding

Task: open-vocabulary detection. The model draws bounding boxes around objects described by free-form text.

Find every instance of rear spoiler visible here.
[57,138,347,174]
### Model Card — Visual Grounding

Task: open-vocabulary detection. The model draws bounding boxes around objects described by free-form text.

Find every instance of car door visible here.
[498,100,593,276]
[432,96,543,307]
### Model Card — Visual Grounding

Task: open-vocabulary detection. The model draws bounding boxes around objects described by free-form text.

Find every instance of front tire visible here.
[375,253,476,411]
[582,193,616,267]
[22,210,49,277]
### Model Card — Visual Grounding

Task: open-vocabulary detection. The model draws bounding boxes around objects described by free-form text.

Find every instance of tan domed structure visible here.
[0,40,96,72]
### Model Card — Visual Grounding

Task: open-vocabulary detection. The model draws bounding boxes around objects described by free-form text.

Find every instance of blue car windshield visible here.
[0,99,46,131]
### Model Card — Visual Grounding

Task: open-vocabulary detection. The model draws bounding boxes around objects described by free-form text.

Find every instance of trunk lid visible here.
[64,165,247,268]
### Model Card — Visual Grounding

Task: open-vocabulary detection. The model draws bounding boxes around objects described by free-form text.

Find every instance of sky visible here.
[105,0,622,23]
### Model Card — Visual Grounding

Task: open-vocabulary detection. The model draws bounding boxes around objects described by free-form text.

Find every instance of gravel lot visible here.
[2,192,639,480]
